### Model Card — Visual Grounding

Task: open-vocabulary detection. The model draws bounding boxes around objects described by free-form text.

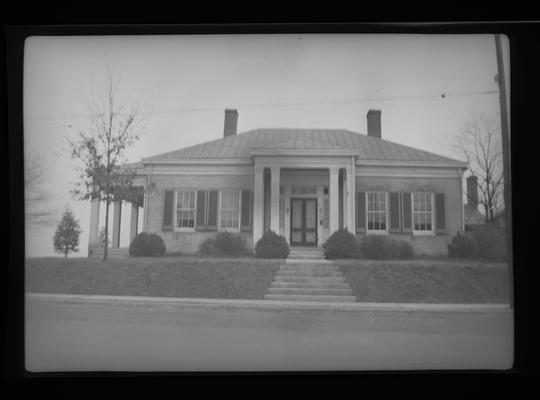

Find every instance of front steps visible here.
[265,250,357,303]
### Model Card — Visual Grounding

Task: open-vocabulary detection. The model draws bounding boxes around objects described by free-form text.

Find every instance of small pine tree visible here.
[53,208,82,258]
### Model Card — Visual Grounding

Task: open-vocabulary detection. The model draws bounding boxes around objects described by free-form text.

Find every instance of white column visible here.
[346,165,356,233]
[88,199,100,251]
[341,171,347,229]
[130,203,139,242]
[253,166,265,247]
[112,200,122,248]
[284,185,291,244]
[316,186,324,247]
[329,167,340,235]
[270,166,280,233]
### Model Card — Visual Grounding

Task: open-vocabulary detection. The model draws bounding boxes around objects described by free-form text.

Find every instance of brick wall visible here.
[146,174,254,253]
[355,175,462,256]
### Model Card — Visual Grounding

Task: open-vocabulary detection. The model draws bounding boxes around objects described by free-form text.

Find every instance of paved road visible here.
[25,299,513,372]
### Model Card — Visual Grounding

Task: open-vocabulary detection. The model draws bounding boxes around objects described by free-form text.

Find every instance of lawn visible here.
[26,256,281,300]
[335,259,510,303]
[26,256,511,304]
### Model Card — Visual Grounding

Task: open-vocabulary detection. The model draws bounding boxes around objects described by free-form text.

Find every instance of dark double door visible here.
[290,198,318,246]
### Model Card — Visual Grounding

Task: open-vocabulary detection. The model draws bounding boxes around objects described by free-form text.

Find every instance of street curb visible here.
[26,293,512,313]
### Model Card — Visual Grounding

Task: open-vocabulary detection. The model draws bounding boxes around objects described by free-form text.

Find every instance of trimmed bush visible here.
[324,229,361,259]
[254,230,290,259]
[447,231,475,259]
[447,225,507,261]
[469,224,507,261]
[129,232,166,257]
[359,235,415,260]
[199,231,249,257]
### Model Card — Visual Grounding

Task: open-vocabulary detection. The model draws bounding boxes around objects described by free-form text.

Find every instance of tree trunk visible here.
[103,199,110,261]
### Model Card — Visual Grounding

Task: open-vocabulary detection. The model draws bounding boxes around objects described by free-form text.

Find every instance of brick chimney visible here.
[466,175,479,208]
[223,109,238,137]
[367,109,381,139]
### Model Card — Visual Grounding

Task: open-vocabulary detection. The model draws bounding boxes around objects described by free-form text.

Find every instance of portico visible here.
[87,185,145,256]
[251,150,357,248]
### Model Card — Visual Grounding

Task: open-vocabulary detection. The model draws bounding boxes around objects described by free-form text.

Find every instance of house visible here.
[87,109,469,257]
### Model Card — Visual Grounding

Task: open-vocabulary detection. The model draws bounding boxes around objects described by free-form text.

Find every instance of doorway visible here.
[290,198,318,246]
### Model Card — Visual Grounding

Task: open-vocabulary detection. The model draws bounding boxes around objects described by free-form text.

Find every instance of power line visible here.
[24,89,499,122]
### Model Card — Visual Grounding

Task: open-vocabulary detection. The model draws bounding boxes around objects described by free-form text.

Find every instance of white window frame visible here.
[366,191,389,234]
[174,189,197,232]
[412,191,435,235]
[218,189,242,232]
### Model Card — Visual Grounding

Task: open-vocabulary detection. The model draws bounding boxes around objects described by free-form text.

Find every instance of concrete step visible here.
[279,265,340,273]
[268,287,354,296]
[274,271,344,277]
[264,294,357,303]
[273,275,347,283]
[271,281,351,289]
[285,258,331,264]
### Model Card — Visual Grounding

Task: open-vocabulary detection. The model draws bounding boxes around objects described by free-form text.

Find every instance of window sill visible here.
[174,228,196,233]
[366,230,389,235]
[412,231,435,236]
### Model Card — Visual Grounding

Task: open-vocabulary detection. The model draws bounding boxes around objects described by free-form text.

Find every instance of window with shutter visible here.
[174,190,196,231]
[412,192,434,234]
[220,190,241,231]
[366,192,388,233]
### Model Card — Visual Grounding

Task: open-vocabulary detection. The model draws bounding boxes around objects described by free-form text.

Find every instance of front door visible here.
[290,198,318,246]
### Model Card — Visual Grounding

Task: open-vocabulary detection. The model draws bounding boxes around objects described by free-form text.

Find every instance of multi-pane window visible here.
[220,190,241,230]
[413,192,433,232]
[175,190,196,229]
[367,192,387,232]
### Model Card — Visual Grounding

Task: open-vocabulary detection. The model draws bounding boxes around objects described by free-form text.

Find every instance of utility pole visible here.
[495,34,513,309]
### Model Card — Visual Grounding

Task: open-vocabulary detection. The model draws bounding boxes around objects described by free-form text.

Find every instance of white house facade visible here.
[87,109,468,257]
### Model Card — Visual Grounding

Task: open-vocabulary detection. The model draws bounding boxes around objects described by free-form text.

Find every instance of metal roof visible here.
[141,128,465,165]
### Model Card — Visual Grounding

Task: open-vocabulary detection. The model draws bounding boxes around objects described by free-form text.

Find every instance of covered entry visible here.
[290,198,318,246]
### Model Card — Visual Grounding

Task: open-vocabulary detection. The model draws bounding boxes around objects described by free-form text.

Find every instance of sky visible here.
[23,34,509,257]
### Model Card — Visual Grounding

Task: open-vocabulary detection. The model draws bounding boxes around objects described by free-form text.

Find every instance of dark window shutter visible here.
[195,190,207,231]
[402,192,412,233]
[435,193,446,232]
[162,190,174,231]
[240,190,252,231]
[207,190,218,231]
[356,192,366,233]
[389,192,401,233]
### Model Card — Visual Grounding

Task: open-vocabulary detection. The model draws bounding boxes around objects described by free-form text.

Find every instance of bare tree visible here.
[25,152,57,225]
[455,114,504,222]
[68,68,145,261]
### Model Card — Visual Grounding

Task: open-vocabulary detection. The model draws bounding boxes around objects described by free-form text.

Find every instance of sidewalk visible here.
[26,292,512,313]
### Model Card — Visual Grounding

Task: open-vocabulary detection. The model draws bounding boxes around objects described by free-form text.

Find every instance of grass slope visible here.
[26,257,281,300]
[336,259,510,303]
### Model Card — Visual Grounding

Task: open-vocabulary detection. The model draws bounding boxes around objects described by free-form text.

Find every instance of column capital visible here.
[254,165,265,174]
[329,166,340,175]
[270,166,281,174]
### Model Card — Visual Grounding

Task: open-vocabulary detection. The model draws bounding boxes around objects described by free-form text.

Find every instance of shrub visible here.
[254,230,290,259]
[447,231,475,259]
[129,232,166,257]
[395,239,415,260]
[469,224,507,261]
[359,235,415,260]
[199,231,249,257]
[324,229,361,259]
